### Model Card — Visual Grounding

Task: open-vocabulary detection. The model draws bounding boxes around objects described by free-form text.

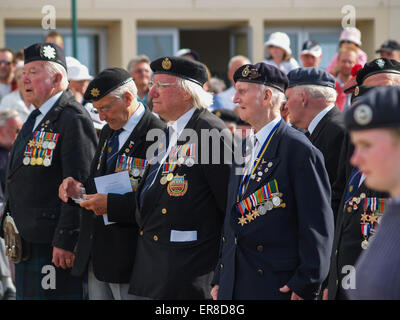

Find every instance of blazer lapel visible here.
[310,106,340,143]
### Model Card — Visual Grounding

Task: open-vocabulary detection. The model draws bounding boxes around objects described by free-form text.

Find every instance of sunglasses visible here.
[0,60,12,66]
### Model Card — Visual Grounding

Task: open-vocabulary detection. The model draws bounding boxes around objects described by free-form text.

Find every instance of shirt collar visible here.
[252,116,282,146]
[38,91,63,117]
[168,107,196,137]
[308,104,335,135]
[122,103,145,133]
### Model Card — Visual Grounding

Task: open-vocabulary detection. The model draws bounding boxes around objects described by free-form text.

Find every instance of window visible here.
[5,26,107,76]
[137,28,179,61]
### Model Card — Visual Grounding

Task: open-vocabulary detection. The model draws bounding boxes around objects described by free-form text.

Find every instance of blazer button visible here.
[256,245,263,252]
[222,236,226,243]
[257,268,263,276]
[139,230,144,236]
[153,235,158,241]
[161,208,167,215]
[220,264,224,270]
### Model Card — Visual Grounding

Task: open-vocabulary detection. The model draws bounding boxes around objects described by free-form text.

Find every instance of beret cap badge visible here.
[162,58,172,70]
[354,86,360,96]
[376,59,385,69]
[242,65,250,77]
[354,104,373,126]
[90,88,100,98]
[40,45,57,60]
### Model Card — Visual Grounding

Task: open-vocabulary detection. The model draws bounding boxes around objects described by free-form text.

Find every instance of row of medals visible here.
[346,192,383,250]
[159,156,195,185]
[23,139,57,167]
[239,193,285,226]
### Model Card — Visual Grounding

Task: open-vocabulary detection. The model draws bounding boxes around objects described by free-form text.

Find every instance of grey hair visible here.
[228,55,251,72]
[258,84,287,110]
[44,61,69,90]
[177,78,213,109]
[127,55,151,73]
[108,79,138,100]
[295,85,338,104]
[0,109,20,127]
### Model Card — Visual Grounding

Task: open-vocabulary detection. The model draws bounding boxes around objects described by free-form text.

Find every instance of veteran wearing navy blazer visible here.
[211,63,334,300]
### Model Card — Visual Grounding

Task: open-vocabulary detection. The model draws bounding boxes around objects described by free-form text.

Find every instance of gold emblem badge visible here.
[354,86,359,96]
[354,104,373,126]
[162,58,172,70]
[242,65,250,77]
[91,88,100,98]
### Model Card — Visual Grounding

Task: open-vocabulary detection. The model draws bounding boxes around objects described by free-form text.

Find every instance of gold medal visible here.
[30,157,37,166]
[36,157,43,166]
[166,173,174,181]
[361,239,368,250]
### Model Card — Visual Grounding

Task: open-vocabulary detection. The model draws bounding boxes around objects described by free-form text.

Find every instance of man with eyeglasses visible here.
[59,67,165,300]
[127,55,153,110]
[128,56,232,299]
[0,48,16,101]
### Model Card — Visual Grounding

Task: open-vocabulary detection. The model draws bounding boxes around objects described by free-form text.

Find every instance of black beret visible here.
[344,86,400,131]
[24,42,67,71]
[287,67,335,89]
[233,63,288,92]
[356,58,400,85]
[84,67,133,101]
[376,40,400,53]
[176,48,200,61]
[150,56,208,86]
[212,108,240,123]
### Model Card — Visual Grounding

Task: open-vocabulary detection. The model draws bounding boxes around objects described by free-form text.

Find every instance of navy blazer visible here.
[214,120,334,300]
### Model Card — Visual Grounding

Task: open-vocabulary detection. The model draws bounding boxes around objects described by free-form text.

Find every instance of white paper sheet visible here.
[94,170,132,226]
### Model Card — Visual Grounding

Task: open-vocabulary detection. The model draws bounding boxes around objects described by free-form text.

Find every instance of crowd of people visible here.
[0,26,399,300]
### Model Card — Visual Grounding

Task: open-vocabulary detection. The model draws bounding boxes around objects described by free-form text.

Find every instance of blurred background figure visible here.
[376,40,400,62]
[300,40,322,68]
[210,55,251,111]
[44,30,64,49]
[326,27,367,75]
[263,32,299,74]
[175,48,200,61]
[208,77,226,96]
[334,46,358,111]
[0,48,16,101]
[127,55,153,109]
[0,61,33,122]
[66,56,105,132]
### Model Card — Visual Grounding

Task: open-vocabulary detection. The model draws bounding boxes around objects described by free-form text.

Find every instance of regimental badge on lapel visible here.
[167,174,188,197]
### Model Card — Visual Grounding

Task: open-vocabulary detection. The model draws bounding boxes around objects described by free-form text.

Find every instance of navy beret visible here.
[287,67,335,89]
[344,86,400,131]
[212,108,240,123]
[84,67,133,101]
[356,58,400,85]
[24,42,67,71]
[150,56,208,86]
[233,63,288,92]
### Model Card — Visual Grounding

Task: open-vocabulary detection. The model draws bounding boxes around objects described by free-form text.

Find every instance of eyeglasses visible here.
[96,105,114,114]
[149,81,177,90]
[0,60,12,66]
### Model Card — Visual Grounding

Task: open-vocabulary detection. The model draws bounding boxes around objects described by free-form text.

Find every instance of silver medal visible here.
[265,201,274,211]
[272,196,281,206]
[258,205,267,215]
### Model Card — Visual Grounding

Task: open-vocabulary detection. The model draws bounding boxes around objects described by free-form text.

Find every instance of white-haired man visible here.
[129,56,232,299]
[0,42,97,300]
[285,68,346,193]
[58,68,165,300]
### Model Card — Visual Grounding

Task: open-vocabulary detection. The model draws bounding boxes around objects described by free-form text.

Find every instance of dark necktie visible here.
[344,167,362,202]
[106,128,123,170]
[139,127,171,207]
[20,109,41,137]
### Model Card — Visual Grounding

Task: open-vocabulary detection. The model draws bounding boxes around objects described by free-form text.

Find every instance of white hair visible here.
[45,61,69,90]
[258,84,287,110]
[108,79,138,100]
[295,85,338,104]
[177,78,213,109]
[0,109,20,127]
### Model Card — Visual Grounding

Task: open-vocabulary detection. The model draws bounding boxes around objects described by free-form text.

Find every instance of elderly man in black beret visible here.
[0,42,98,299]
[127,56,232,299]
[327,58,400,300]
[58,68,165,299]
[343,86,400,299]
[285,68,346,196]
[211,62,333,300]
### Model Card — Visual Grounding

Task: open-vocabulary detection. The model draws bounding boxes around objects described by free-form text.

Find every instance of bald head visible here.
[227,55,251,85]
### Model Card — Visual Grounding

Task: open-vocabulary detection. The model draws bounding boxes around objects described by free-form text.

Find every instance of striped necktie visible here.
[106,128,123,170]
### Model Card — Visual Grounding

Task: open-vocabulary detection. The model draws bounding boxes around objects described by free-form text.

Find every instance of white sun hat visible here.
[264,32,292,56]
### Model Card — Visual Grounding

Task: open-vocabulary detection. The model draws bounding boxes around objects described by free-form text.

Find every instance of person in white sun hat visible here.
[263,32,299,74]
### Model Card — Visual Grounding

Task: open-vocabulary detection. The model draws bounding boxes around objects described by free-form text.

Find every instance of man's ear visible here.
[53,73,62,86]
[263,87,273,107]
[122,91,134,106]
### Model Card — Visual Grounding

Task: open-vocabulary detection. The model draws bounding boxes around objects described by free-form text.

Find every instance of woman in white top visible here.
[263,32,299,74]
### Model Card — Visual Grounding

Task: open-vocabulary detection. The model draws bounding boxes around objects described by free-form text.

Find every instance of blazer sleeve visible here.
[52,112,98,251]
[286,145,334,299]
